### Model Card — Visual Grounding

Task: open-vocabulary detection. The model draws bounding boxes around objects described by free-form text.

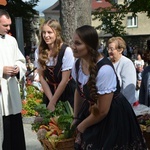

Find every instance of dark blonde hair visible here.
[108,37,126,53]
[38,19,63,69]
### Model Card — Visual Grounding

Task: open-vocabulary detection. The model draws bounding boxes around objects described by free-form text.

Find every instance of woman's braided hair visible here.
[38,19,63,69]
[75,25,100,115]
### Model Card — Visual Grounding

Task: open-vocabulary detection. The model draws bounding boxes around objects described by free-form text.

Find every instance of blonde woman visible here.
[34,19,75,111]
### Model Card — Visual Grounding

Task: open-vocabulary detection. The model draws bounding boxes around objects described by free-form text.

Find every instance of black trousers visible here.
[3,113,26,150]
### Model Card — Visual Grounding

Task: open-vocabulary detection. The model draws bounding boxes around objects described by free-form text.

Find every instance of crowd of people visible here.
[100,38,150,107]
[0,8,150,150]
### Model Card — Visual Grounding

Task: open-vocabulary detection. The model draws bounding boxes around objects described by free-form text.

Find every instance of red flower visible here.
[36,99,42,103]
[21,109,28,115]
[22,100,27,105]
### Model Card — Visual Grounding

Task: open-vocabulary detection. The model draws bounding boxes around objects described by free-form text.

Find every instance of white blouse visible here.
[134,59,144,68]
[71,59,117,95]
[34,47,75,71]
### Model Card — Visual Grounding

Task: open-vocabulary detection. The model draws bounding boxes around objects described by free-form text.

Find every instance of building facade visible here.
[43,0,150,51]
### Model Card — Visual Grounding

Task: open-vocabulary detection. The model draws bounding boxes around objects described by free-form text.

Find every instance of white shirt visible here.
[72,58,117,95]
[113,55,136,104]
[134,59,144,68]
[0,34,27,116]
[34,46,74,71]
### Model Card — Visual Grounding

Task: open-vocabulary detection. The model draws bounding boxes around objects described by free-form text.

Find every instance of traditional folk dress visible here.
[35,44,75,107]
[72,57,147,150]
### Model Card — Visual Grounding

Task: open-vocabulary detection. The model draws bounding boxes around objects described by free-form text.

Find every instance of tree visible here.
[93,0,150,37]
[106,0,150,16]
[0,0,39,47]
[93,3,128,36]
[59,0,92,45]
[127,0,150,17]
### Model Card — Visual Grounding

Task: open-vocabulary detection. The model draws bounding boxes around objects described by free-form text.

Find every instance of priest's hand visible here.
[3,65,19,76]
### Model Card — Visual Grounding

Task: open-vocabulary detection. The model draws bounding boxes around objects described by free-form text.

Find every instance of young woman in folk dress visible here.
[34,19,75,111]
[71,25,147,149]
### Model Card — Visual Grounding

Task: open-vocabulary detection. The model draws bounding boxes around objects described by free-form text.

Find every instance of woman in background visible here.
[107,37,137,105]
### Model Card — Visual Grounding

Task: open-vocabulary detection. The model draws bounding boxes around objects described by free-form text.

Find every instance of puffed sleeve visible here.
[96,65,117,94]
[34,48,41,69]
[71,60,77,81]
[62,47,75,71]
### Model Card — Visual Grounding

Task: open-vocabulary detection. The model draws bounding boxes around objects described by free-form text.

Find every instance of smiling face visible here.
[72,33,89,59]
[108,42,123,62]
[107,37,126,63]
[42,24,56,46]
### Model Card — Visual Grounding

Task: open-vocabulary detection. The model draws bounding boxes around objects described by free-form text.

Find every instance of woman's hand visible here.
[47,101,56,112]
[72,119,78,127]
[77,123,85,133]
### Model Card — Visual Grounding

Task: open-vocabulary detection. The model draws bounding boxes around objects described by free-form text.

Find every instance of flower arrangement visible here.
[21,85,43,117]
[31,101,75,149]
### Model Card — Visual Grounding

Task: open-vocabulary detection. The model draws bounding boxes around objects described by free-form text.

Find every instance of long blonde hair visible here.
[38,19,63,69]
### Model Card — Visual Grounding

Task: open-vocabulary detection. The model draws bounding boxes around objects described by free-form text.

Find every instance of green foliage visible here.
[31,101,74,135]
[21,85,43,117]
[107,0,150,17]
[31,104,52,132]
[57,114,74,138]
[26,85,43,99]
[93,0,150,36]
[146,120,150,126]
[92,3,128,36]
[125,0,150,17]
[0,0,39,45]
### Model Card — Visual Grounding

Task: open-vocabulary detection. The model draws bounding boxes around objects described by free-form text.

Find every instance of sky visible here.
[34,0,57,15]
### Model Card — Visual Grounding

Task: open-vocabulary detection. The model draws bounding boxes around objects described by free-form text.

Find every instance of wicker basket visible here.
[143,131,150,149]
[40,138,75,150]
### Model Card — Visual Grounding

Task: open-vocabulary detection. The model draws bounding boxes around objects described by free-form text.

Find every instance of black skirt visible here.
[3,113,26,150]
[77,93,147,150]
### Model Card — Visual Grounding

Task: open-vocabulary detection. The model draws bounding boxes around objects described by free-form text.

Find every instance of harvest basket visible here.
[40,138,75,150]
[143,131,150,149]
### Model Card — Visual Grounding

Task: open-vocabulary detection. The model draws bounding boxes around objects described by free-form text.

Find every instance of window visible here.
[127,16,137,27]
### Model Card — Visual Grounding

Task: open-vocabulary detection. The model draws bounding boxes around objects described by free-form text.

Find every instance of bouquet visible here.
[31,101,75,149]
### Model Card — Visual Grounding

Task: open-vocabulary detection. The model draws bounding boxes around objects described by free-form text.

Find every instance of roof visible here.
[42,0,112,14]
[42,1,59,13]
[92,0,112,10]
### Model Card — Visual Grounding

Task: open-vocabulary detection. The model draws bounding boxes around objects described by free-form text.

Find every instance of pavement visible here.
[23,124,44,150]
